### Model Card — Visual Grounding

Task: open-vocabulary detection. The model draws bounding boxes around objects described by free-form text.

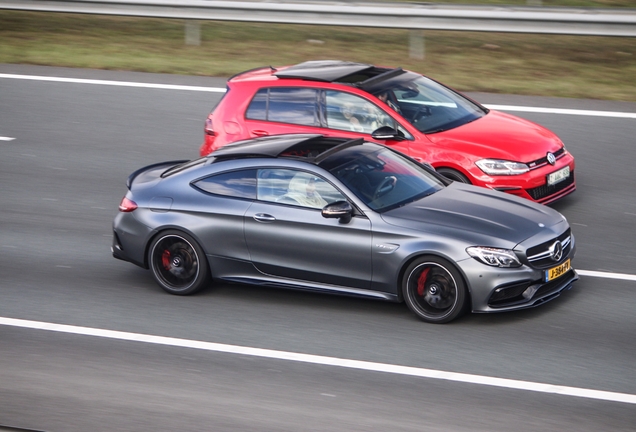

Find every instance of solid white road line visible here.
[0,136,16,141]
[1,316,635,405]
[577,269,636,281]
[0,73,225,93]
[2,73,635,118]
[484,104,636,119]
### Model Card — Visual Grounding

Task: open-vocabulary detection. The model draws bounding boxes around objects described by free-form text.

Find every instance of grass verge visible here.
[1,11,635,101]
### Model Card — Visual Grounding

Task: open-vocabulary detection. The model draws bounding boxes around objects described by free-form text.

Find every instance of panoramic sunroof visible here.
[274,60,387,83]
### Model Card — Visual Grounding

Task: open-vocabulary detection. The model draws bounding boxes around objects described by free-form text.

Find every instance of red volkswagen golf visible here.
[201,60,575,204]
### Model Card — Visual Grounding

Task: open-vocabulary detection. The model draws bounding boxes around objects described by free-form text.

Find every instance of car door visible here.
[322,90,419,157]
[244,87,323,138]
[244,168,373,289]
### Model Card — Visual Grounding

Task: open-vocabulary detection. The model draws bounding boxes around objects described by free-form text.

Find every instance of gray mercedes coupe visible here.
[112,134,578,323]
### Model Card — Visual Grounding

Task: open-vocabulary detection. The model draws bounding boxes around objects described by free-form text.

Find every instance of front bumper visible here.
[469,153,576,204]
[492,172,576,205]
[459,247,578,313]
[480,269,579,312]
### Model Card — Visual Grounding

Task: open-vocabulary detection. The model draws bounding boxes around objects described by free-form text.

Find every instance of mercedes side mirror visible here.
[322,201,353,224]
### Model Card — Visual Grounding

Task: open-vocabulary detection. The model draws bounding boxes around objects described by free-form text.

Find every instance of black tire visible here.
[148,230,210,295]
[402,256,467,323]
[436,168,471,184]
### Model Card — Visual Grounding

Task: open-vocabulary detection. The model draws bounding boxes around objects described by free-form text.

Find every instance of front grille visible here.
[527,171,575,200]
[527,147,565,169]
[526,228,571,269]
[532,276,571,298]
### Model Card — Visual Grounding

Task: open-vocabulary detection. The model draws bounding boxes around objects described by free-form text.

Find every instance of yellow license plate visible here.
[546,259,571,282]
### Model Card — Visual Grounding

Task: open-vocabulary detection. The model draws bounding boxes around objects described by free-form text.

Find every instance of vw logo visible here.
[549,240,563,262]
[547,152,556,165]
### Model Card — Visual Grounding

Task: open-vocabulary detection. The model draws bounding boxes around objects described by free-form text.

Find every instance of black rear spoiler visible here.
[126,160,188,189]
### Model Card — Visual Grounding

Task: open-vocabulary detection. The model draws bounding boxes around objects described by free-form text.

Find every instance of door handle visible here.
[253,213,276,222]
[252,130,269,137]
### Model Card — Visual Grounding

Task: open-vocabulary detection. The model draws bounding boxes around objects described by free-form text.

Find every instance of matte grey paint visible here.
[113,149,577,314]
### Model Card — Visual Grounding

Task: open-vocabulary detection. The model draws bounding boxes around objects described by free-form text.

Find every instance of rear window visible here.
[192,169,257,199]
[246,87,319,127]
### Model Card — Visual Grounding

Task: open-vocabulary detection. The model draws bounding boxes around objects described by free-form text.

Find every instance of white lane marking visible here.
[484,104,636,119]
[0,136,16,141]
[0,73,225,93]
[0,316,634,405]
[578,269,636,281]
[1,74,635,118]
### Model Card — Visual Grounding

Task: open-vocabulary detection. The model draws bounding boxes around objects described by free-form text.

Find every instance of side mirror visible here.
[322,200,353,224]
[371,126,405,141]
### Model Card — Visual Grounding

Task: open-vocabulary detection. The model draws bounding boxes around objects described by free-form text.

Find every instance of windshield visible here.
[366,71,486,134]
[322,144,446,212]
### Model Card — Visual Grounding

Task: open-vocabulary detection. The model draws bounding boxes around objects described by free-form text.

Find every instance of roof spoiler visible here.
[126,160,188,189]
[228,65,276,81]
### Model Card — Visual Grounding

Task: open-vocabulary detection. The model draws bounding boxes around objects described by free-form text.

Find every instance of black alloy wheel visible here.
[149,230,210,295]
[402,256,467,323]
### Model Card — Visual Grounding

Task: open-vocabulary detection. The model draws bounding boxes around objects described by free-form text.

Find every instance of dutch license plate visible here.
[545,259,571,282]
[547,166,570,186]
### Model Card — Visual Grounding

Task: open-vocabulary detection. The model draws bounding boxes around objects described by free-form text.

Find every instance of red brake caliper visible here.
[417,268,430,297]
[161,250,171,270]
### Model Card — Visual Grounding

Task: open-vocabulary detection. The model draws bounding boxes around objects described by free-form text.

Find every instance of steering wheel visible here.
[409,105,432,124]
[373,176,397,200]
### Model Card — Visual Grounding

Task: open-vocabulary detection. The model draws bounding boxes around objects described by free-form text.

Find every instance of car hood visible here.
[426,110,563,161]
[381,182,567,248]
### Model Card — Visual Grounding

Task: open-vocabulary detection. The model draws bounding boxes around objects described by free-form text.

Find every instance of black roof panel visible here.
[211,134,323,159]
[209,134,367,164]
[274,60,377,83]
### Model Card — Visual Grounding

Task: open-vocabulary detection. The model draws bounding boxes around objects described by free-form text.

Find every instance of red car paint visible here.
[200,62,575,204]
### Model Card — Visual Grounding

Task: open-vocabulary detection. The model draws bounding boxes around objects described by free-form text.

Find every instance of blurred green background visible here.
[1,2,635,101]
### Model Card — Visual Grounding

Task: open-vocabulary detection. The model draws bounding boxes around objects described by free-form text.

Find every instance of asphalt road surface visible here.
[0,64,635,432]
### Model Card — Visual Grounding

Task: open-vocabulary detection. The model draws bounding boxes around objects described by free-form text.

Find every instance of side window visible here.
[268,88,319,126]
[246,87,319,126]
[257,169,346,209]
[192,169,257,199]
[245,88,268,120]
[325,91,394,134]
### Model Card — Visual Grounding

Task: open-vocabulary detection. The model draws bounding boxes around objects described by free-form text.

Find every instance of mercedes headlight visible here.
[475,159,529,175]
[466,247,522,268]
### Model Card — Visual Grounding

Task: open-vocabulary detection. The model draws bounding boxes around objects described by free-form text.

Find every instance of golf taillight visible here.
[118,196,137,212]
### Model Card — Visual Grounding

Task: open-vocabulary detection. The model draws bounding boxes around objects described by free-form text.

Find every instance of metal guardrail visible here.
[1,0,635,37]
